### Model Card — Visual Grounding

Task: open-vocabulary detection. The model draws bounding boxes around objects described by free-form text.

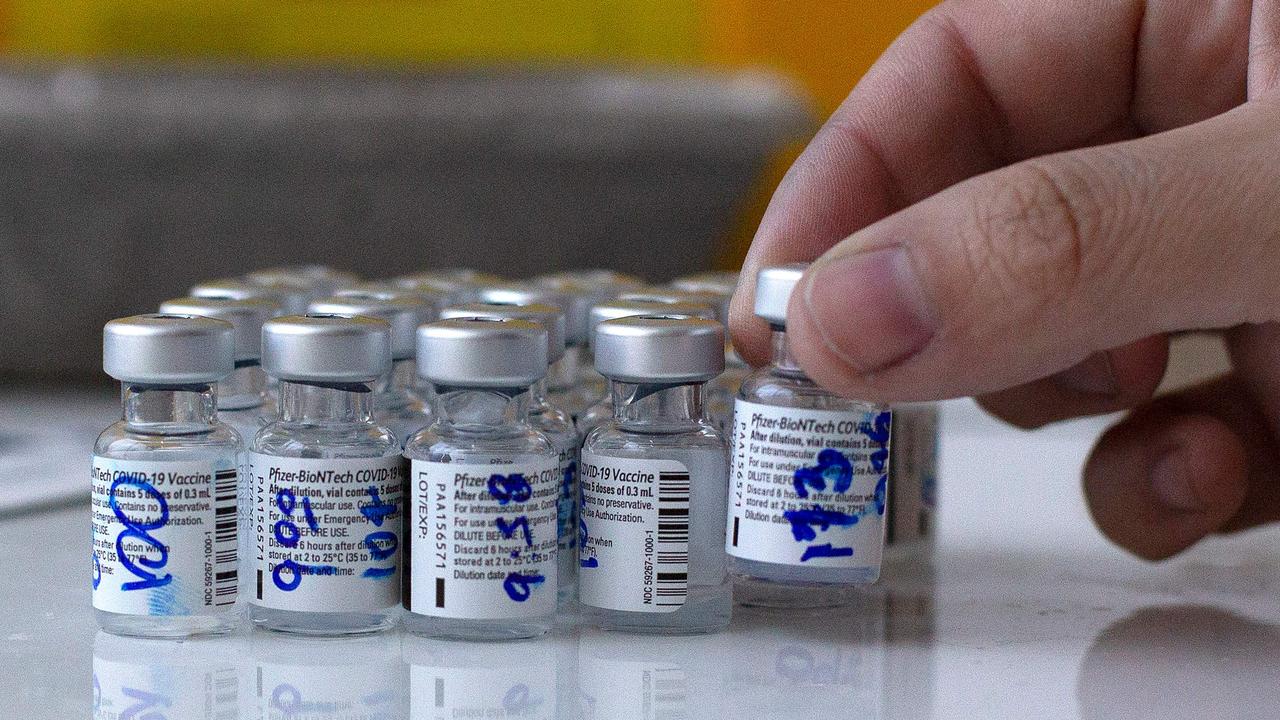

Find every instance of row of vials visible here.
[90,264,938,639]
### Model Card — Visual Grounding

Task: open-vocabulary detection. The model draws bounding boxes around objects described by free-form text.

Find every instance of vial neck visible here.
[546,347,582,393]
[431,386,531,431]
[770,327,808,377]
[529,378,550,405]
[375,358,419,406]
[277,380,374,425]
[218,365,267,411]
[611,381,705,430]
[122,384,218,434]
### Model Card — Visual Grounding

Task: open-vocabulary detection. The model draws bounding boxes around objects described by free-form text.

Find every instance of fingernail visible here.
[802,247,937,373]
[1055,353,1119,396]
[1150,447,1200,511]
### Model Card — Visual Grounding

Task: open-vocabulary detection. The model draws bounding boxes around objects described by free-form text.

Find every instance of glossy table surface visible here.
[3,398,1278,719]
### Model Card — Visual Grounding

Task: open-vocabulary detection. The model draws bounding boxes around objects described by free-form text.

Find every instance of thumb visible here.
[785,100,1280,402]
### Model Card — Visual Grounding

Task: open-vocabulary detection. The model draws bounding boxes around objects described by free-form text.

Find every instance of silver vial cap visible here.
[191,278,309,315]
[262,314,391,383]
[587,298,716,346]
[246,265,361,294]
[158,297,278,362]
[416,318,548,388]
[309,291,432,361]
[189,278,303,315]
[338,281,447,318]
[440,302,566,364]
[618,287,730,322]
[594,316,725,383]
[522,277,599,346]
[103,314,235,385]
[753,263,808,326]
[535,269,644,292]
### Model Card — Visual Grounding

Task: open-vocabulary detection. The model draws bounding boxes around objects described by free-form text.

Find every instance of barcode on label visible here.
[213,469,238,607]
[655,471,690,607]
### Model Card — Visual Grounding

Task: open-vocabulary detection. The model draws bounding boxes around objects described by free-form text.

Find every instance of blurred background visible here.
[0,0,936,381]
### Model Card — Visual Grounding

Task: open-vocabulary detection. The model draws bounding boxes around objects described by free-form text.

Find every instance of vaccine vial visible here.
[884,402,939,564]
[245,265,362,298]
[92,314,242,638]
[248,314,405,635]
[440,302,581,604]
[403,318,560,640]
[669,271,750,398]
[537,268,644,291]
[579,315,731,634]
[576,298,717,438]
[396,269,506,303]
[190,278,305,316]
[475,284,589,420]
[515,278,601,420]
[727,264,892,608]
[158,296,279,443]
[621,287,741,434]
[309,291,435,446]
[536,270,646,415]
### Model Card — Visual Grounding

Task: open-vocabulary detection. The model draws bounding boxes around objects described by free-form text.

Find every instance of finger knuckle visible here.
[959,158,1104,318]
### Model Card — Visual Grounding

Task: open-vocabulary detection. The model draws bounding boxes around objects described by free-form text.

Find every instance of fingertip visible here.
[1084,412,1248,561]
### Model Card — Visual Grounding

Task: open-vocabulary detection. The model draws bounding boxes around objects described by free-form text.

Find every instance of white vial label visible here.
[91,457,237,616]
[726,400,891,568]
[248,453,405,612]
[578,455,690,613]
[408,458,559,619]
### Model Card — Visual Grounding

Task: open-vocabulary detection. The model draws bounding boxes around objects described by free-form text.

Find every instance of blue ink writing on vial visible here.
[271,487,335,591]
[787,410,891,562]
[793,449,852,498]
[359,485,398,579]
[120,687,172,720]
[560,459,577,548]
[487,473,545,600]
[92,553,101,590]
[109,474,173,592]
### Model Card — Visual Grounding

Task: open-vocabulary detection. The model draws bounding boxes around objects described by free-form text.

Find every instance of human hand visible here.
[730,0,1280,560]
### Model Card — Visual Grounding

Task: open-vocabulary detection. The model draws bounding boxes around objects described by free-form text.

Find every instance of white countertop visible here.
[3,398,1277,719]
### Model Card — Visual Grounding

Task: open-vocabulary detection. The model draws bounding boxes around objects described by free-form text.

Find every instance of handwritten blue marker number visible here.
[271,487,335,592]
[788,410,891,562]
[486,473,544,601]
[109,474,173,592]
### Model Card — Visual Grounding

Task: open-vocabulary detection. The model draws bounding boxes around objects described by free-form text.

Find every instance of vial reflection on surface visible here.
[92,631,240,720]
[721,593,889,719]
[401,634,559,720]
[576,627,730,720]
[249,633,406,720]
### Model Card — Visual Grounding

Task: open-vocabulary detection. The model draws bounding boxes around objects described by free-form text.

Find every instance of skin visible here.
[730,0,1280,561]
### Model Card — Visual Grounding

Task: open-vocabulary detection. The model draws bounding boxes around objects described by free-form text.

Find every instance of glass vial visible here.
[884,402,940,564]
[310,291,435,446]
[158,296,279,443]
[248,314,405,636]
[403,318,559,640]
[579,315,731,634]
[576,298,718,438]
[92,314,242,638]
[440,302,581,605]
[727,264,892,608]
